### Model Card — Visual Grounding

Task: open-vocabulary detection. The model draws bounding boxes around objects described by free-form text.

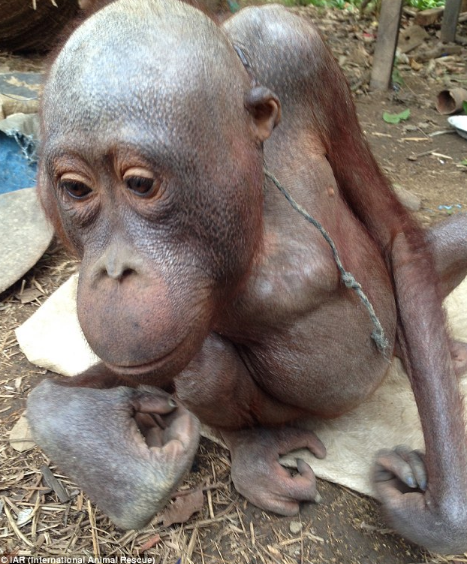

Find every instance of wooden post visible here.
[441,0,462,43]
[370,0,403,91]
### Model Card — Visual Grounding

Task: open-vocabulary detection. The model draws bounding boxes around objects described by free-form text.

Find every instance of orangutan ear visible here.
[245,86,281,143]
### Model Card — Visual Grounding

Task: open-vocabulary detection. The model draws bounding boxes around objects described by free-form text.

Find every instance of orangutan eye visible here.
[60,180,92,200]
[125,176,155,197]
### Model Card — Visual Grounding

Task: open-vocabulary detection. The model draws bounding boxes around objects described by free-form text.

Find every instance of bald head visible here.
[43,0,251,142]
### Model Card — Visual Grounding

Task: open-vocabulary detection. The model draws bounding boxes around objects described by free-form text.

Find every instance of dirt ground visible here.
[1,5,467,563]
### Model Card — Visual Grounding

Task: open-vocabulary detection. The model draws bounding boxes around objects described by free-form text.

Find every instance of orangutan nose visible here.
[96,239,144,281]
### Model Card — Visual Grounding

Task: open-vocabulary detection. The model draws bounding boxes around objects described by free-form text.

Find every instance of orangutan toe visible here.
[222,425,324,515]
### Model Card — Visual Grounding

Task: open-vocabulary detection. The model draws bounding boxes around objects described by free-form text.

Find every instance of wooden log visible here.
[441,0,462,42]
[398,25,428,53]
[414,8,444,27]
[370,0,403,91]
[414,42,462,62]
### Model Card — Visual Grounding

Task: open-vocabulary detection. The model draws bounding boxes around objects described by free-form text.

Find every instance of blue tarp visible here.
[0,133,37,194]
[0,72,41,195]
[0,112,39,195]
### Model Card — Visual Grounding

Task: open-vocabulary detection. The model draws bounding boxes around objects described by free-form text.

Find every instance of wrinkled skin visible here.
[28,380,199,529]
[27,0,467,553]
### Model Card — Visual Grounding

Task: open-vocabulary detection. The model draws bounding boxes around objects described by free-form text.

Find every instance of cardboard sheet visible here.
[15,274,467,497]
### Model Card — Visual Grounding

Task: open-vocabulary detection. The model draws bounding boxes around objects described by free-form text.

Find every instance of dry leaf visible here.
[41,465,70,503]
[9,414,35,452]
[17,508,34,527]
[267,545,281,557]
[137,534,161,554]
[161,489,204,527]
[16,287,43,304]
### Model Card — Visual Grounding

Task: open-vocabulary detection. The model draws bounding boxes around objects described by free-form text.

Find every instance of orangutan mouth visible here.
[105,348,177,377]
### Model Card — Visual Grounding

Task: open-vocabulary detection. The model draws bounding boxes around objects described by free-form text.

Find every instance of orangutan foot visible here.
[221,425,326,515]
[27,379,200,530]
[373,444,427,492]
